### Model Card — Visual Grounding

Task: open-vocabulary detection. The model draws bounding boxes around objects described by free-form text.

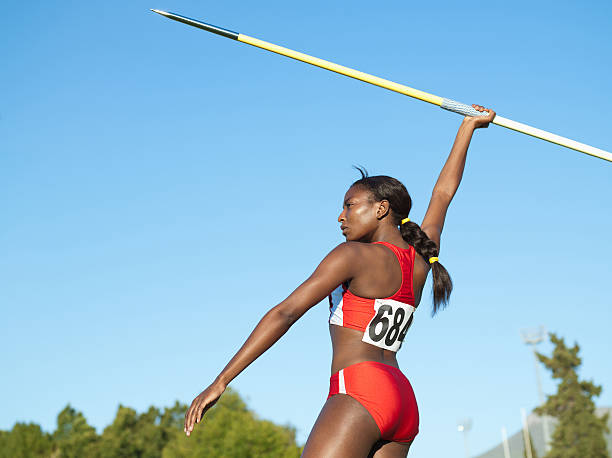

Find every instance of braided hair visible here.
[352,167,452,316]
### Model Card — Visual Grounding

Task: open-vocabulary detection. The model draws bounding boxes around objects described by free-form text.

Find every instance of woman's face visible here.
[338,186,381,242]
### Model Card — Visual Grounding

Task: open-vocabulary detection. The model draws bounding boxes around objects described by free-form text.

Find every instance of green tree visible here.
[96,400,190,458]
[159,401,188,432]
[535,333,609,458]
[98,405,166,458]
[0,422,53,458]
[53,404,100,457]
[162,388,302,458]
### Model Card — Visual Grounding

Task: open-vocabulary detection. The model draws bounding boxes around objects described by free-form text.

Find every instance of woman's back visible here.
[329,239,429,374]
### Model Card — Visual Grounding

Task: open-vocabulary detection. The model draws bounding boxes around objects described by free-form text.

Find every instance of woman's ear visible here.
[376,200,391,220]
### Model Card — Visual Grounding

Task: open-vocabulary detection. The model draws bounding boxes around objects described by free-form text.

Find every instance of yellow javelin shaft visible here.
[151,9,612,163]
[238,34,443,107]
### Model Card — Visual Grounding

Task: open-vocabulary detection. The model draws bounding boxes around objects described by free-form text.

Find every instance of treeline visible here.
[0,389,302,458]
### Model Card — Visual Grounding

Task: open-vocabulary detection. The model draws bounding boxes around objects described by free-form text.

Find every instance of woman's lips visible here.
[340,225,348,233]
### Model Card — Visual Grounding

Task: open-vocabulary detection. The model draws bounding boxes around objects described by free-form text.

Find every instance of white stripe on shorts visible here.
[339,369,346,394]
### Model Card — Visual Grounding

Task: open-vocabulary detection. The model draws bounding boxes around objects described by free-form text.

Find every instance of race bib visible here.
[361,299,415,352]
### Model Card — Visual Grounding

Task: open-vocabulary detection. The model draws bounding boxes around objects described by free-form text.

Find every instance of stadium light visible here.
[457,418,472,458]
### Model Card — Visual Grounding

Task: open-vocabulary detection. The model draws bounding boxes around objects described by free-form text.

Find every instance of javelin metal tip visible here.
[153,10,240,40]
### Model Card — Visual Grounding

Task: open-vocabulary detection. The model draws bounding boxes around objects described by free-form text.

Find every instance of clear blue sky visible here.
[2,1,611,456]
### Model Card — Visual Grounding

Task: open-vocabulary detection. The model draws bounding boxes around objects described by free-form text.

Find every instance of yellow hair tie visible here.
[401,217,410,225]
[429,257,439,264]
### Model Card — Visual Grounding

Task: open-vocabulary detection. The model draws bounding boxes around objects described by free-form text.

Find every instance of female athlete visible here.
[184,105,496,457]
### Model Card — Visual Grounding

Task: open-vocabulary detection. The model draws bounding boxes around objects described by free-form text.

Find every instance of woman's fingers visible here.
[186,402,195,433]
[184,403,192,433]
[187,402,200,436]
[183,382,226,437]
[184,393,220,435]
[196,400,207,423]
[186,399,197,430]
[185,397,202,435]
[189,399,203,433]
[467,104,496,129]
[184,403,190,432]
[483,108,496,122]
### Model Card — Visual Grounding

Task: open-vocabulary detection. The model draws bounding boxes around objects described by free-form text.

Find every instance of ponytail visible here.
[400,221,452,316]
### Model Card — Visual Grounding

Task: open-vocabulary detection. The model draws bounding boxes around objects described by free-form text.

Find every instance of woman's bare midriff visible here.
[329,324,401,374]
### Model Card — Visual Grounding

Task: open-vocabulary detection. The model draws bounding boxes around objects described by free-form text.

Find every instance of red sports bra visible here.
[328,241,417,352]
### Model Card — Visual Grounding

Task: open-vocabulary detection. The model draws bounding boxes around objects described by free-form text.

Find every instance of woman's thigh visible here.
[369,440,412,458]
[301,394,381,458]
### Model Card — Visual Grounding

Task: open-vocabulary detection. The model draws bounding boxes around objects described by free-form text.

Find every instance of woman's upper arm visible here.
[420,191,453,249]
[275,243,359,322]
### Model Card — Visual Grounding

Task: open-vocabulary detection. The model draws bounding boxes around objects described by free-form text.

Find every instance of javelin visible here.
[151,9,611,163]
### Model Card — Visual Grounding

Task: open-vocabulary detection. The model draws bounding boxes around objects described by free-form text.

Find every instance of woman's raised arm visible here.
[420,105,495,248]
[183,242,362,436]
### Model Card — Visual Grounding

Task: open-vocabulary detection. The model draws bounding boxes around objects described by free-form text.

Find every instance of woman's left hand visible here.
[184,380,226,437]
[464,105,496,129]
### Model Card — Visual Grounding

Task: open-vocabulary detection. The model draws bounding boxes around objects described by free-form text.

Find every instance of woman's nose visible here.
[338,210,346,222]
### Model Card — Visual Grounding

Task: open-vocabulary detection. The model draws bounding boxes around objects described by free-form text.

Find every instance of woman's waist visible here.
[330,326,401,374]
[331,353,401,376]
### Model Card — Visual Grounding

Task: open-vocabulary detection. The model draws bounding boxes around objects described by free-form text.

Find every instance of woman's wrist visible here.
[461,117,478,130]
[214,374,229,389]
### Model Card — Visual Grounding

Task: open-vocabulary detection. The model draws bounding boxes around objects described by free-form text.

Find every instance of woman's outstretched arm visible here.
[183,242,362,436]
[420,105,495,248]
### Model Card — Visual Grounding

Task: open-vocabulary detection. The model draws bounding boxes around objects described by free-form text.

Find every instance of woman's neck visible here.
[367,225,405,245]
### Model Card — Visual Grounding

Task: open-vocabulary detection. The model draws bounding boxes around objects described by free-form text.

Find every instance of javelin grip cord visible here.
[441,99,491,117]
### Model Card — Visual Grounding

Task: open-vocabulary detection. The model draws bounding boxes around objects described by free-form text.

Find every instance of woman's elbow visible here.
[271,302,303,327]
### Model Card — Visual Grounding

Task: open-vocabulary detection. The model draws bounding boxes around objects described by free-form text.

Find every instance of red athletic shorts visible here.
[327,361,419,443]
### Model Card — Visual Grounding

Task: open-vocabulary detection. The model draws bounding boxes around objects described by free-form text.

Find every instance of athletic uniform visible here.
[328,241,419,443]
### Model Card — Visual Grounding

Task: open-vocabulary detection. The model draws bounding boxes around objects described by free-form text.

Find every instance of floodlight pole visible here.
[501,426,511,458]
[520,326,551,453]
[457,419,472,458]
[521,408,534,458]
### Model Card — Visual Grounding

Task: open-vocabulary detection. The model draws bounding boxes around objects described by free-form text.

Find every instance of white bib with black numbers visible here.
[362,299,415,352]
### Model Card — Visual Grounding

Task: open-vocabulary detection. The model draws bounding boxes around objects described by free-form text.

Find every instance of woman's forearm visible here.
[214,306,295,387]
[432,119,476,199]
[184,246,354,436]
[183,306,296,436]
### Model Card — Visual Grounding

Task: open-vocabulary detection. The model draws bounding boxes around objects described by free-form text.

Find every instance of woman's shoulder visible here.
[328,242,418,270]
[336,241,385,254]
[338,242,409,267]
[326,242,386,264]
